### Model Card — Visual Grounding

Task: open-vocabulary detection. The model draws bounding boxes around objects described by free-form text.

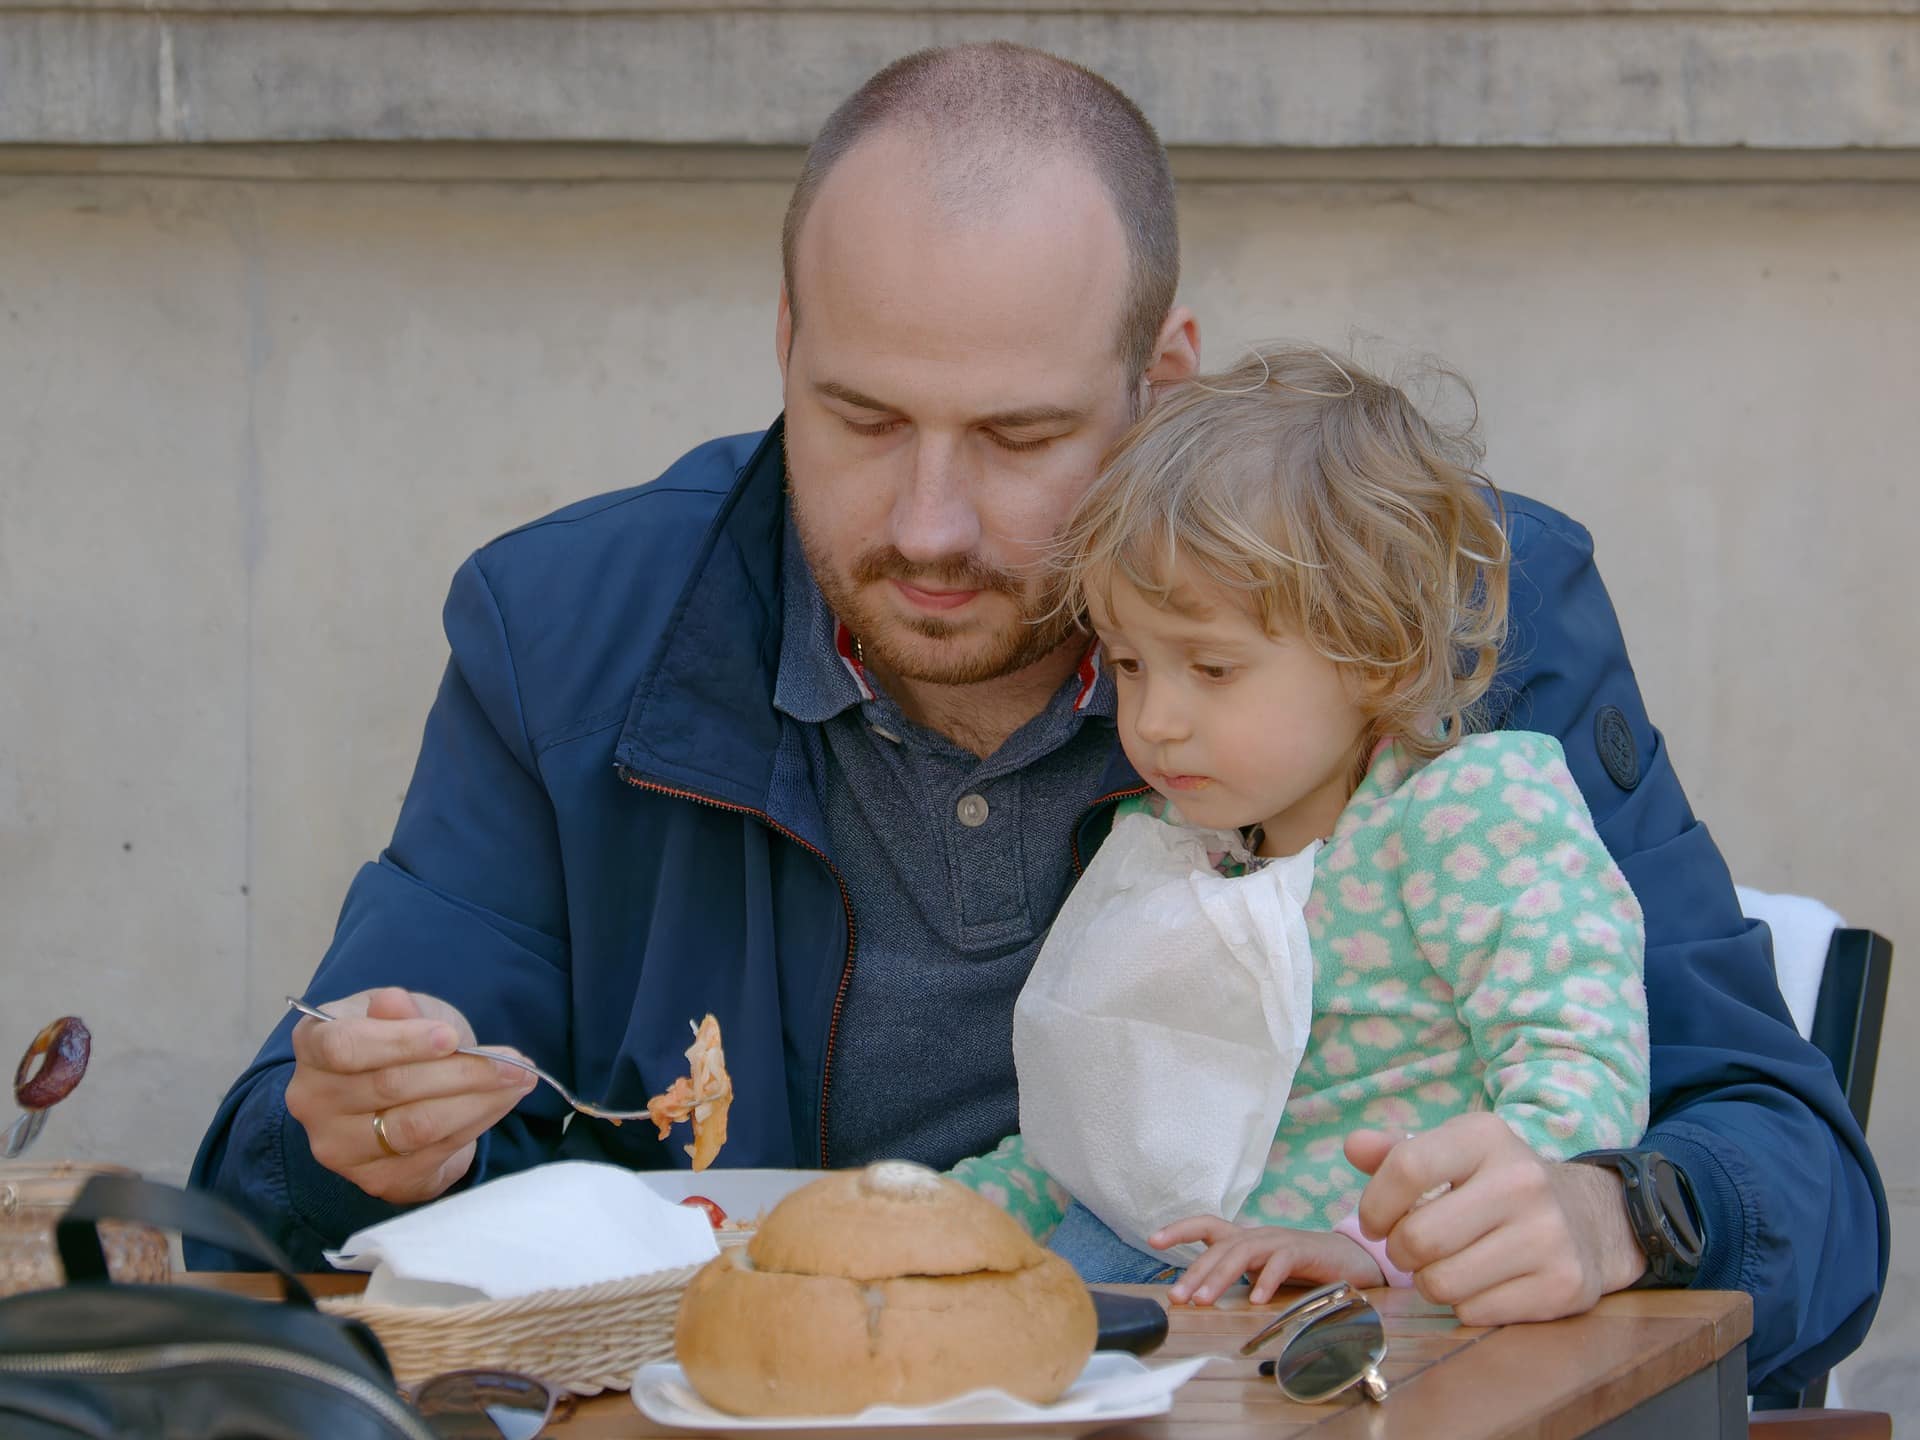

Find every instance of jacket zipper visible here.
[619,768,858,1168]
[0,1342,438,1439]
[1070,785,1153,876]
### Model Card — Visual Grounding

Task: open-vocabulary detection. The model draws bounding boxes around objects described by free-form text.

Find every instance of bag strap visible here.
[57,1174,316,1309]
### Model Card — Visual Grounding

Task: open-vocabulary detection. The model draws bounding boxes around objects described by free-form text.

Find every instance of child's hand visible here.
[1151,1217,1386,1306]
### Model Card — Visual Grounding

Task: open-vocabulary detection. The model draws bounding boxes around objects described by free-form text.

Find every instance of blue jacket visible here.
[189,422,1885,1391]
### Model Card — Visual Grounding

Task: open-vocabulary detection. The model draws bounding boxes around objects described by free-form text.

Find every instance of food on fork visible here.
[674,1161,1096,1416]
[644,1015,731,1171]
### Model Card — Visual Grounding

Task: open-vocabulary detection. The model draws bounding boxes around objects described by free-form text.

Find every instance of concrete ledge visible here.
[4,141,1920,186]
[2,7,1918,149]
[4,1,1916,13]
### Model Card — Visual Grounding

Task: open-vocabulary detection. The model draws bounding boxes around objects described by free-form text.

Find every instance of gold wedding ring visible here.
[372,1110,409,1159]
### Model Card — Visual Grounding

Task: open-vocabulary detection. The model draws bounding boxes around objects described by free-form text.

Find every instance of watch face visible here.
[1650,1158,1705,1261]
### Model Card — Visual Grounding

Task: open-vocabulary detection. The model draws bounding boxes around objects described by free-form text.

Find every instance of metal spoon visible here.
[283,997,655,1124]
[6,1016,90,1161]
[1,1108,46,1160]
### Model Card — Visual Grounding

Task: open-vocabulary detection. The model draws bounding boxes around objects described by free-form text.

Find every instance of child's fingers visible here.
[1167,1252,1216,1303]
[1169,1243,1237,1303]
[1185,1238,1267,1305]
[1251,1249,1296,1305]
[1150,1215,1232,1250]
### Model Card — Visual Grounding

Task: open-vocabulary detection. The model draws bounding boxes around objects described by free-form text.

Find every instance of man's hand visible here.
[1151,1216,1385,1306]
[286,987,537,1206]
[1348,1113,1648,1325]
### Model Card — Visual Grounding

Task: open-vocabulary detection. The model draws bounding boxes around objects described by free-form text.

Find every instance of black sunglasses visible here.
[406,1369,577,1439]
[1239,1280,1390,1405]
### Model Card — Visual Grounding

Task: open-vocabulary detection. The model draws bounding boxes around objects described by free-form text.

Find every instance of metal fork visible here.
[283,996,656,1123]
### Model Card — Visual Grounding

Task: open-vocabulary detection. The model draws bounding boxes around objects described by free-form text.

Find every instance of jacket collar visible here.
[613,419,791,813]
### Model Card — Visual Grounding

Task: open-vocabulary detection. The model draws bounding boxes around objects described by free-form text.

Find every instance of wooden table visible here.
[185,1274,1750,1439]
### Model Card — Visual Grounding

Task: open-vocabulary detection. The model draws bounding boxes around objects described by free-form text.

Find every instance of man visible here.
[190,42,1884,1394]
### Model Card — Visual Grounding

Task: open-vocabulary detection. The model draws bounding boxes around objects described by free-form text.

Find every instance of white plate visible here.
[628,1353,1213,1438]
[628,1168,817,1244]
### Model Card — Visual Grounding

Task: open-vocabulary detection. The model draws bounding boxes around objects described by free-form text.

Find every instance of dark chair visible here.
[1748,926,1893,1433]
[1806,928,1892,1138]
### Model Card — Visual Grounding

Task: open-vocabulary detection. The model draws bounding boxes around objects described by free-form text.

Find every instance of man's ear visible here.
[1144,306,1200,391]
[775,285,795,384]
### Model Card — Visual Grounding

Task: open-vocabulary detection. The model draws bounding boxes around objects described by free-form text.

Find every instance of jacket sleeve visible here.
[187,553,575,1271]
[948,1132,1071,1241]
[1490,500,1887,1391]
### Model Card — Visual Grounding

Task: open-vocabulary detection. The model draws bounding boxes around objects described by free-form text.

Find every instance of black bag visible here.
[0,1174,438,1440]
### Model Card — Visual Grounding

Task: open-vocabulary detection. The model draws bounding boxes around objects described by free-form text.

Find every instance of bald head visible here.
[781,41,1179,380]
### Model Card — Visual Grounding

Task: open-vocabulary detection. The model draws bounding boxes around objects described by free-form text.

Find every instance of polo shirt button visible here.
[956,793,990,827]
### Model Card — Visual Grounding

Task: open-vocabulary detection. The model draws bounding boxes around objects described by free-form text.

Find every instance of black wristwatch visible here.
[1571,1148,1706,1288]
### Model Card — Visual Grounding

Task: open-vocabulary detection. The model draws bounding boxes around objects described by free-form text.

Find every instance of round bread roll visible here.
[748,1158,1041,1279]
[675,1161,1097,1416]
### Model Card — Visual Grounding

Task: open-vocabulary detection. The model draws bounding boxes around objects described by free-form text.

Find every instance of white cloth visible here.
[1735,884,1844,1042]
[1014,809,1317,1261]
[323,1161,720,1305]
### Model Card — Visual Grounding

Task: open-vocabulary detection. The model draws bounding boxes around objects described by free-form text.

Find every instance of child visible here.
[952,344,1650,1301]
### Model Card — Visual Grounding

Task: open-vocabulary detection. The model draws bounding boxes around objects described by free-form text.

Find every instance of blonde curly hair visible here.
[1057,342,1510,769]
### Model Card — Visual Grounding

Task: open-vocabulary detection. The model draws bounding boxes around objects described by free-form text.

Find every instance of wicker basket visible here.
[0,1161,171,1299]
[319,1263,704,1396]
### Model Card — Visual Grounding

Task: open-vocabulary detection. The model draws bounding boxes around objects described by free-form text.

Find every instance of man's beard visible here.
[791,507,1079,687]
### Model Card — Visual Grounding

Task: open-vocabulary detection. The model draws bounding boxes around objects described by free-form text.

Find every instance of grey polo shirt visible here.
[773,522,1119,1171]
